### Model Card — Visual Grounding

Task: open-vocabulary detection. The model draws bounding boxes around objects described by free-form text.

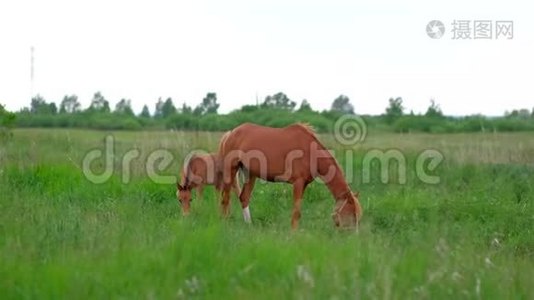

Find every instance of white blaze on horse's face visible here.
[242,206,251,223]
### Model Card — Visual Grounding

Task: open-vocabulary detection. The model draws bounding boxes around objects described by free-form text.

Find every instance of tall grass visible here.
[0,129,532,299]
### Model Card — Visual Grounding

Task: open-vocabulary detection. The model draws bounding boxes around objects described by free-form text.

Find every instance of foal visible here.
[176,153,241,216]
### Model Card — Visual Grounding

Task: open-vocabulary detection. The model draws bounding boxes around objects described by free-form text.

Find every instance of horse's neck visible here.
[317,154,350,200]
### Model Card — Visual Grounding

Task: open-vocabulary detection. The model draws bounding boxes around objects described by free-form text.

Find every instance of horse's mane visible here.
[292,121,340,165]
[293,122,317,137]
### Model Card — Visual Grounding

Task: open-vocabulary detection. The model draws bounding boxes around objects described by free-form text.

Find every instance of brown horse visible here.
[176,153,241,216]
[218,122,362,229]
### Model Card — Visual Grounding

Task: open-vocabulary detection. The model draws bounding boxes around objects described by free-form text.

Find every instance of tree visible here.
[88,92,110,113]
[154,98,164,118]
[298,99,313,112]
[49,102,58,115]
[114,98,134,116]
[516,109,531,119]
[0,104,16,141]
[181,102,192,114]
[0,104,16,128]
[425,99,443,118]
[194,92,219,115]
[239,104,260,113]
[504,108,530,119]
[139,105,151,118]
[30,95,45,113]
[262,92,296,111]
[155,97,176,118]
[330,95,354,114]
[385,97,404,124]
[59,95,81,113]
[30,95,57,114]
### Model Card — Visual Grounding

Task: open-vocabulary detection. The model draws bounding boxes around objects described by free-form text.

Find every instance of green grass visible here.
[0,129,533,299]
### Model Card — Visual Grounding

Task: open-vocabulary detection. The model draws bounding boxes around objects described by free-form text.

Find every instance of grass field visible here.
[1,128,533,299]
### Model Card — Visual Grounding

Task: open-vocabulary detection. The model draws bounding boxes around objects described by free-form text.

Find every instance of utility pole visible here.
[30,46,34,101]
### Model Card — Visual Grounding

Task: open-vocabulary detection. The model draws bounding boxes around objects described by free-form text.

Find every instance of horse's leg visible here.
[220,153,238,217]
[196,185,203,201]
[221,185,231,217]
[291,179,306,230]
[239,175,256,223]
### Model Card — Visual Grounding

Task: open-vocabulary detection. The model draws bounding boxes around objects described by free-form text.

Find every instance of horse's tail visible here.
[217,130,235,186]
[218,130,231,156]
[355,195,363,220]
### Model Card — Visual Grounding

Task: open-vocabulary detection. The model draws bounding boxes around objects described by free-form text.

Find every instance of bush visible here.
[0,104,16,142]
[10,105,534,134]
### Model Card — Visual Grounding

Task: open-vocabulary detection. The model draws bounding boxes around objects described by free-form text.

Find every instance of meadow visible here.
[0,128,533,299]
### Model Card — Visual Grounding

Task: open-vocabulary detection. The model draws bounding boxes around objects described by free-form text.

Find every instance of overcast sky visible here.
[0,0,532,116]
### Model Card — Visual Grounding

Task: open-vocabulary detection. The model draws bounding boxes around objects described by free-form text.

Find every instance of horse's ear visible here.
[353,191,360,198]
[177,182,184,191]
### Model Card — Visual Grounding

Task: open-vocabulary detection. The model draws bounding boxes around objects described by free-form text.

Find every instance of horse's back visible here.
[186,153,220,185]
[222,123,318,182]
[227,123,315,151]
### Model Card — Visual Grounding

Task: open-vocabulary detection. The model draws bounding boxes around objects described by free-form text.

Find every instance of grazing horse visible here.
[218,122,362,229]
[176,153,241,216]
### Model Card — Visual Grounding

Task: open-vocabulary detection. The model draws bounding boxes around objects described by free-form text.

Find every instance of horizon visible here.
[1,0,532,116]
[8,91,533,118]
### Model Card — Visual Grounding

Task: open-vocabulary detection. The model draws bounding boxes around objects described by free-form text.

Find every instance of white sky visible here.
[0,0,532,116]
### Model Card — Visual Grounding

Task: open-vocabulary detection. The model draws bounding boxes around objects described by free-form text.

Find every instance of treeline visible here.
[6,92,534,133]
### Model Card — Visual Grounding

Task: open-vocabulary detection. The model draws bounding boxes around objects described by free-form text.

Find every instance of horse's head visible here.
[332,191,362,228]
[176,182,192,216]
